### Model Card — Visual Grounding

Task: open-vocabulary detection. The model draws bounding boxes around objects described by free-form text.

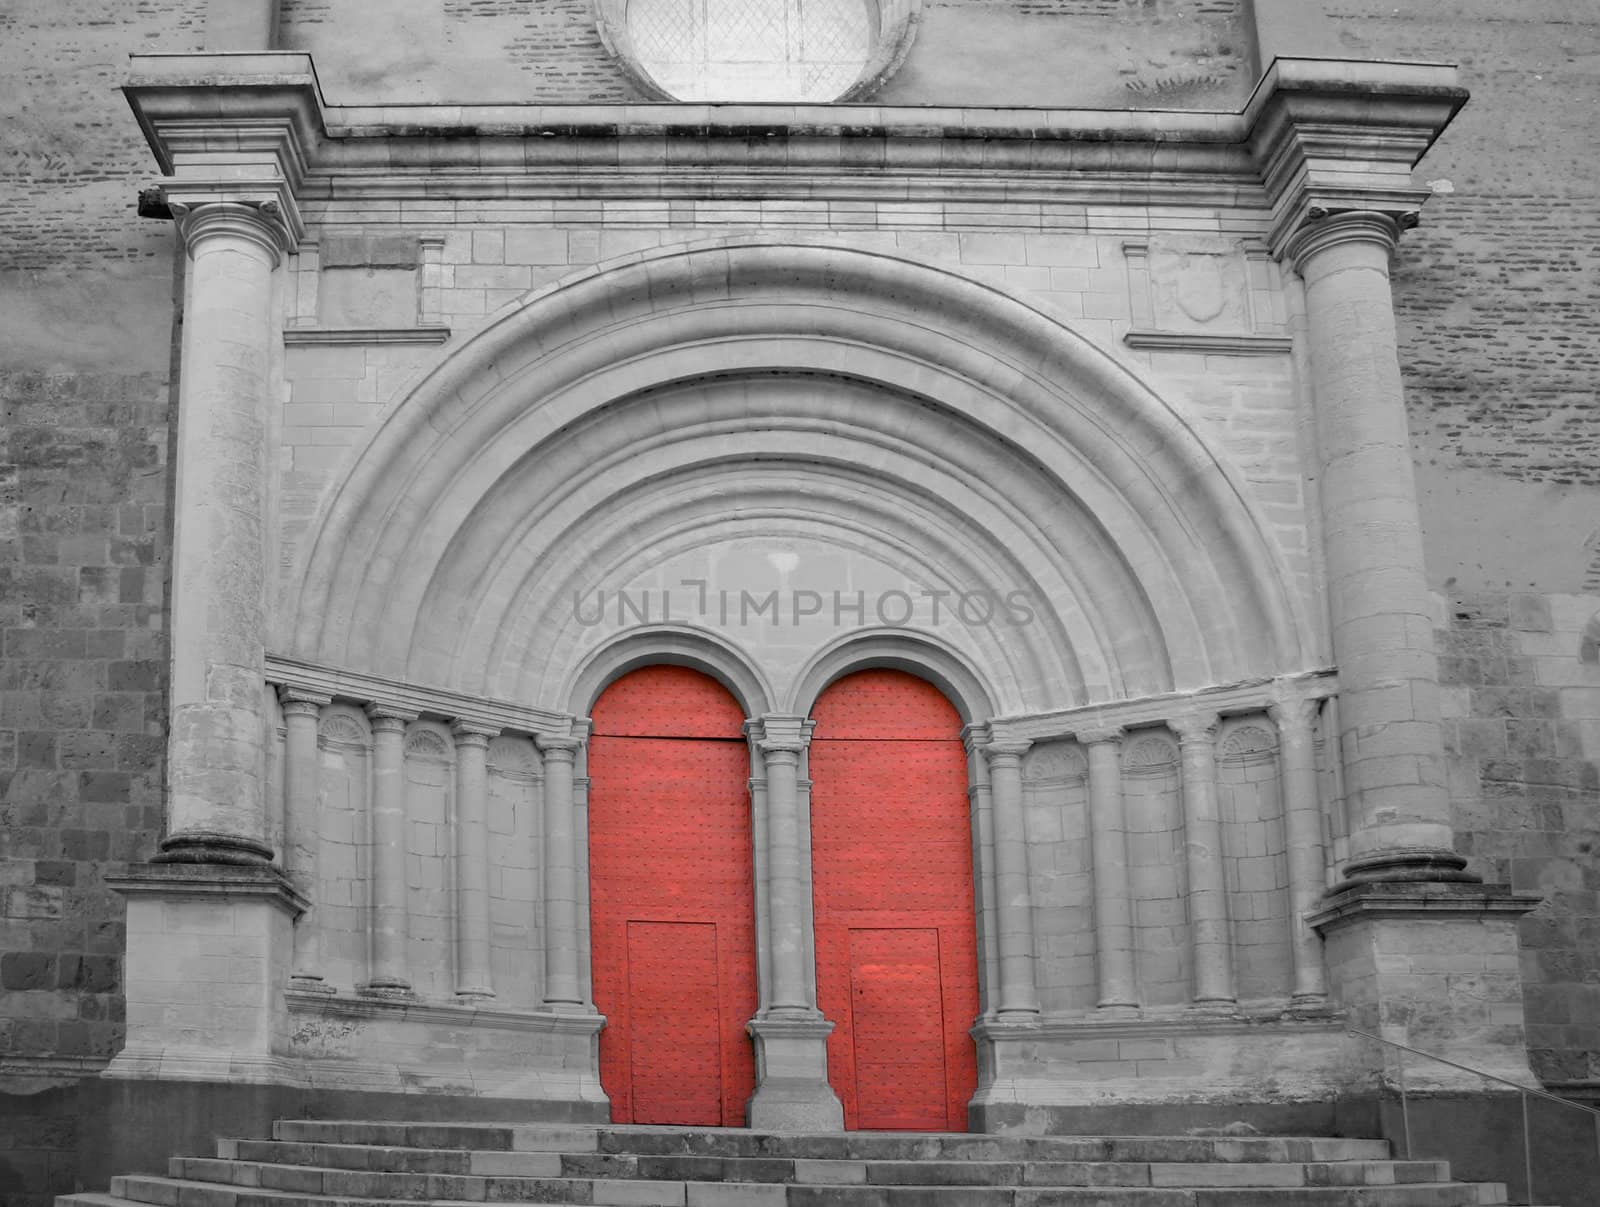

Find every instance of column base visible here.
[356,982,417,999]
[153,829,275,865]
[746,1015,843,1131]
[1332,847,1480,891]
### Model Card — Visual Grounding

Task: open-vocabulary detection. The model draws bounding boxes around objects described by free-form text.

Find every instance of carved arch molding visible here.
[285,238,1312,717]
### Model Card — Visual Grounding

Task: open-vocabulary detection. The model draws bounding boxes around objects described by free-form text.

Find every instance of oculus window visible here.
[596,0,920,102]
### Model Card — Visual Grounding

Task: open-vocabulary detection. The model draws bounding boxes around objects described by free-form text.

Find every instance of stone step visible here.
[271,1121,599,1152]
[188,1151,1457,1189]
[104,1172,1519,1207]
[268,1121,1393,1165]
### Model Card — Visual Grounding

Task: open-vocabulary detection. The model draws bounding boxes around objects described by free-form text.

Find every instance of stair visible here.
[57,1120,1555,1207]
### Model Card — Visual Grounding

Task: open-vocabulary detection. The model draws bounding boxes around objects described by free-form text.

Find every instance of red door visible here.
[810,669,979,1131]
[588,666,757,1125]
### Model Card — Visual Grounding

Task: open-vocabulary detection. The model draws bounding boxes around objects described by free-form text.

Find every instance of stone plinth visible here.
[1310,882,1543,1091]
[103,864,307,1085]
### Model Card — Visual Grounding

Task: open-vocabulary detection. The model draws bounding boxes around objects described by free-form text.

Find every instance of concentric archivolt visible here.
[285,238,1310,716]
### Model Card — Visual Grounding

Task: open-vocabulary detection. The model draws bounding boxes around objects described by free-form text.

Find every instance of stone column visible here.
[963,726,1002,1017]
[279,688,332,992]
[157,202,292,866]
[747,716,842,1131]
[761,736,813,1016]
[1169,711,1235,1008]
[537,735,585,1011]
[452,722,499,1000]
[1268,693,1330,1007]
[985,741,1041,1019]
[362,706,416,995]
[1284,211,1472,888]
[1080,726,1137,1011]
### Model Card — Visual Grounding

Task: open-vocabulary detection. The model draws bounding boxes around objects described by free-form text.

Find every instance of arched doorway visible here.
[588,665,758,1124]
[810,668,980,1130]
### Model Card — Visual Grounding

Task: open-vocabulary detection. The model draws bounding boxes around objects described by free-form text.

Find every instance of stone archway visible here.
[279,236,1316,1127]
[284,237,1312,713]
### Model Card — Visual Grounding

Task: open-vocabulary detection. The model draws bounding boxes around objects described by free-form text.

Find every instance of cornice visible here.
[994,669,1337,744]
[124,53,1468,232]
[126,53,326,251]
[264,652,572,737]
[1243,58,1468,257]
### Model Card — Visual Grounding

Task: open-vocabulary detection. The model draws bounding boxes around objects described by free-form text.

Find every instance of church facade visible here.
[3,2,1599,1203]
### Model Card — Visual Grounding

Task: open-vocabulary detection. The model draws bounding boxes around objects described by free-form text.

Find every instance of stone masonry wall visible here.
[1437,591,1600,1087]
[0,4,194,1203]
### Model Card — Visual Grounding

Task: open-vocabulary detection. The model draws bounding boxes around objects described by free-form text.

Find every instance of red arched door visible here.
[588,665,757,1125]
[810,668,979,1131]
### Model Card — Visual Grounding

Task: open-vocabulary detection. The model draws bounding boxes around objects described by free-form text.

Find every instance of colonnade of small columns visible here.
[971,677,1335,1020]
[272,681,587,1011]
[270,671,1335,1024]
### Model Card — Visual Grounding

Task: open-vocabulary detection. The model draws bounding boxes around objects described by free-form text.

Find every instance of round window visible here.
[595,0,920,103]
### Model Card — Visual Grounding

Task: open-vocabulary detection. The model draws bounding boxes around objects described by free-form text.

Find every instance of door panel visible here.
[849,928,947,1130]
[627,921,722,1125]
[810,668,979,1131]
[589,666,755,1126]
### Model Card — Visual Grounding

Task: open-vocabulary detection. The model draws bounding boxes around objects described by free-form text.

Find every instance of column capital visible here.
[126,53,326,252]
[1266,692,1321,733]
[536,735,581,762]
[1074,724,1124,747]
[749,714,811,751]
[277,686,330,718]
[1279,210,1406,277]
[759,741,804,764]
[365,703,418,733]
[450,720,500,747]
[1168,710,1221,745]
[1244,58,1466,261]
[169,198,298,265]
[984,740,1032,766]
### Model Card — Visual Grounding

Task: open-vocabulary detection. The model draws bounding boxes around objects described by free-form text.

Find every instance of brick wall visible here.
[277,0,1252,108]
[1438,592,1600,1086]
[1325,0,1600,594]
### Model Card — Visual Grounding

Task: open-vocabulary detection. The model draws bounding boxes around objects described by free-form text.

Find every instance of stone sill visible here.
[977,1004,1344,1041]
[283,326,450,347]
[1124,330,1294,356]
[284,988,605,1035]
